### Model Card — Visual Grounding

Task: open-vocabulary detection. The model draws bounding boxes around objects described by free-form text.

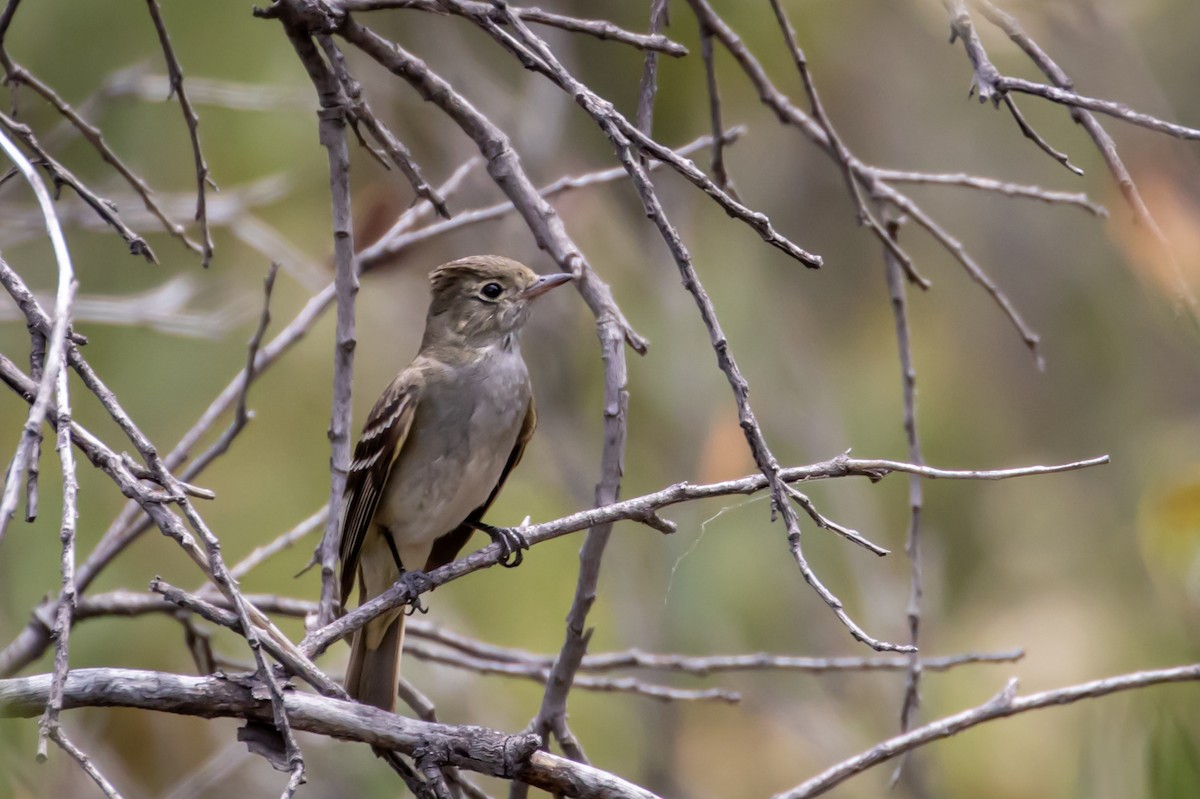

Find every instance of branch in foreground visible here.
[278,19,359,630]
[300,451,1109,658]
[775,662,1200,798]
[0,668,662,799]
[0,130,76,549]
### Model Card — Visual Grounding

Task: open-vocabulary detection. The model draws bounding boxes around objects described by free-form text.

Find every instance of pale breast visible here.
[375,346,530,569]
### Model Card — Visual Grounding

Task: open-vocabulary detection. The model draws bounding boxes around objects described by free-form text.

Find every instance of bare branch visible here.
[339,0,688,56]
[768,0,928,287]
[45,726,125,799]
[996,75,1200,141]
[0,130,76,549]
[316,33,450,218]
[278,19,359,628]
[684,0,1041,360]
[776,664,1200,798]
[0,111,156,261]
[880,218,924,785]
[144,0,215,266]
[634,0,671,140]
[404,640,741,704]
[359,128,745,271]
[36,292,78,763]
[870,168,1105,216]
[482,8,895,654]
[943,1,1083,175]
[971,0,1200,323]
[0,668,665,799]
[299,448,1107,659]
[0,59,200,258]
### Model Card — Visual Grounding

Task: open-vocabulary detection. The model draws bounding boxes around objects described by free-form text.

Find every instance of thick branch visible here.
[0,668,661,799]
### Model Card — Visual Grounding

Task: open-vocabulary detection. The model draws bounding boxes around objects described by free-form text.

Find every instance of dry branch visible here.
[0,668,662,799]
[776,663,1200,798]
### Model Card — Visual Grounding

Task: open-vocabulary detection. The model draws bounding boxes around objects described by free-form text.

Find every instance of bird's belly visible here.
[375,360,528,569]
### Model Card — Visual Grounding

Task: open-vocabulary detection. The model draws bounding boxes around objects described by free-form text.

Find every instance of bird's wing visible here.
[425,395,537,571]
[338,373,420,608]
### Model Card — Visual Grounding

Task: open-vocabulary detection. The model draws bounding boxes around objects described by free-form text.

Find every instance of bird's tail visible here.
[345,612,405,713]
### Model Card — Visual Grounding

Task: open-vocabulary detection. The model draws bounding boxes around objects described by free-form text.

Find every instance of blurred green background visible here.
[2,0,1200,797]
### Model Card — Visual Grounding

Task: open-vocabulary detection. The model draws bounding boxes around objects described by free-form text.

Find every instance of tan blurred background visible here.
[2,0,1200,797]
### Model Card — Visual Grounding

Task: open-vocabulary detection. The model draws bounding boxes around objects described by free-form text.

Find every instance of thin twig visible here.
[317,33,450,218]
[943,1,1083,175]
[184,263,280,479]
[410,624,1024,674]
[880,218,925,786]
[698,22,736,195]
[405,640,741,704]
[870,168,1105,215]
[685,0,1043,362]
[999,93,1083,175]
[36,305,78,762]
[359,129,744,271]
[46,727,125,799]
[339,0,688,56]
[0,61,200,258]
[24,328,43,523]
[971,0,1200,325]
[0,130,76,549]
[144,0,215,266]
[768,0,928,287]
[223,505,327,587]
[0,111,156,261]
[775,665,1200,798]
[634,0,670,140]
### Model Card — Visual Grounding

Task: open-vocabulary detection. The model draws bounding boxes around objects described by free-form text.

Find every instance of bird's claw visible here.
[399,570,432,615]
[475,521,530,568]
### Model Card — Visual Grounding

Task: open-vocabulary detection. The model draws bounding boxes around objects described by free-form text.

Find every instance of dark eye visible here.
[480,282,503,300]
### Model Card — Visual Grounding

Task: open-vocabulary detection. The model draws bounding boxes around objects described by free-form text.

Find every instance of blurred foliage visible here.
[1,0,1200,797]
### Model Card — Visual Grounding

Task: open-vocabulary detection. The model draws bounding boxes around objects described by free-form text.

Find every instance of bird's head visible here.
[422,255,573,350]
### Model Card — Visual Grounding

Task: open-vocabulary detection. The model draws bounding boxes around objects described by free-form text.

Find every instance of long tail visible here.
[345,612,405,712]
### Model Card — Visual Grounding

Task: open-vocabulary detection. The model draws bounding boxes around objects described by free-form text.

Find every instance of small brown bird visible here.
[339,255,572,712]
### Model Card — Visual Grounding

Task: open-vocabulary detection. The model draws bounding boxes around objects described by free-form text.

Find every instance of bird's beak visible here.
[522,272,574,300]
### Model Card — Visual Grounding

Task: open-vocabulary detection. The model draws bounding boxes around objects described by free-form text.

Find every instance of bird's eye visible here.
[480,282,503,300]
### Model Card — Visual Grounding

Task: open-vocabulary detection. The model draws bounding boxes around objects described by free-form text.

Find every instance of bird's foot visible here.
[399,570,432,616]
[473,520,530,568]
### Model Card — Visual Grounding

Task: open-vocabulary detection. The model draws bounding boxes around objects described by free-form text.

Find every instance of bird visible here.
[338,254,573,712]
